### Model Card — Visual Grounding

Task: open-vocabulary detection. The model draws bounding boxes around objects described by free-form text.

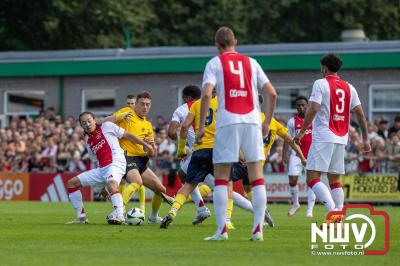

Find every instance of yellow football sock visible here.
[227,198,234,219]
[118,183,126,193]
[139,185,146,209]
[199,184,212,197]
[185,195,193,203]
[169,193,187,217]
[247,191,252,202]
[151,194,163,217]
[122,183,140,205]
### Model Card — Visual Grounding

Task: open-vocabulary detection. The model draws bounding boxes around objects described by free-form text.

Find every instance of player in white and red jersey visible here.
[197,27,277,241]
[283,96,316,218]
[294,54,371,224]
[168,85,212,224]
[66,112,154,225]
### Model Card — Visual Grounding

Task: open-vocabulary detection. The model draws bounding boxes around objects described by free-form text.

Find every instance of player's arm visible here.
[102,111,132,123]
[178,113,195,158]
[352,105,371,153]
[294,102,319,144]
[196,84,213,144]
[168,121,180,141]
[261,82,277,137]
[123,131,154,157]
[282,134,306,166]
[282,140,291,165]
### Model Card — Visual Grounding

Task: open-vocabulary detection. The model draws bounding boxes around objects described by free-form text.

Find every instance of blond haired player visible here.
[112,91,173,224]
[198,27,277,241]
[160,92,218,229]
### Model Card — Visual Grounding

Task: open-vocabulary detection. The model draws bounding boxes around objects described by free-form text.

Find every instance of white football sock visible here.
[307,188,316,213]
[330,183,344,211]
[68,189,85,218]
[251,180,266,234]
[233,191,253,212]
[204,174,215,190]
[213,182,228,234]
[191,186,205,210]
[290,184,300,207]
[110,192,124,216]
[309,180,335,212]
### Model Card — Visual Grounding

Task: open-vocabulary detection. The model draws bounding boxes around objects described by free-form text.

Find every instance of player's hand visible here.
[282,155,289,165]
[196,129,205,145]
[294,132,305,145]
[262,121,270,138]
[144,137,154,145]
[362,140,372,154]
[123,112,132,121]
[144,143,155,157]
[301,159,307,166]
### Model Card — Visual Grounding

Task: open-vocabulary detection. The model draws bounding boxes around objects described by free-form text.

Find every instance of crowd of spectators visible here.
[1,107,399,177]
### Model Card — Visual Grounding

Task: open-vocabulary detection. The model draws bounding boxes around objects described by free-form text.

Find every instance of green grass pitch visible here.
[0,201,398,265]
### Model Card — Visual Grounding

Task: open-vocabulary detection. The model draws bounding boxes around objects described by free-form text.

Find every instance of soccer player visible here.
[168,85,212,224]
[159,91,218,229]
[230,95,307,228]
[294,54,371,224]
[283,96,316,218]
[198,27,277,241]
[116,94,147,211]
[66,112,154,224]
[113,91,174,224]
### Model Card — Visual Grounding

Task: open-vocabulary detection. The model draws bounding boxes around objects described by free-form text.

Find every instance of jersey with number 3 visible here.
[202,51,269,128]
[190,97,218,151]
[309,75,361,144]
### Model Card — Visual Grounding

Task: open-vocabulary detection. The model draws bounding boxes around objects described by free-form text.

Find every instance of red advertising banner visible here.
[0,173,30,201]
[29,173,92,202]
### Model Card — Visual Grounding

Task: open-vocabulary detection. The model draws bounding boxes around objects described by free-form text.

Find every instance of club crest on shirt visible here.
[96,133,101,139]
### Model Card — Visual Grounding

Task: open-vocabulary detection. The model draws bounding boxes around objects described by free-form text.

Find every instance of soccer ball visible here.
[126,208,145,226]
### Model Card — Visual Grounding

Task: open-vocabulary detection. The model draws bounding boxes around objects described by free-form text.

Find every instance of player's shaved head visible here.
[215,27,236,49]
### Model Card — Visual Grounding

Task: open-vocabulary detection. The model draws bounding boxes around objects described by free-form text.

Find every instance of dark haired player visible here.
[294,54,370,225]
[66,112,153,225]
[283,96,316,218]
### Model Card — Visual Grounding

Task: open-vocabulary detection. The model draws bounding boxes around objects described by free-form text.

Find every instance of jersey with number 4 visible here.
[202,51,269,128]
[190,97,218,151]
[309,75,361,145]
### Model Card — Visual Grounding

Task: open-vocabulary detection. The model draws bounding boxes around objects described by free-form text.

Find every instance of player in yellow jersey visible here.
[160,92,218,229]
[113,91,173,224]
[113,95,147,211]
[229,95,307,227]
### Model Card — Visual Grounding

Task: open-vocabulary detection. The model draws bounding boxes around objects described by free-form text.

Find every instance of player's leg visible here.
[246,161,267,241]
[306,187,316,218]
[225,182,235,229]
[204,163,230,241]
[288,175,300,216]
[122,169,143,205]
[327,143,346,211]
[241,124,267,240]
[66,175,88,224]
[306,142,336,213]
[138,185,146,211]
[105,163,127,225]
[160,182,197,229]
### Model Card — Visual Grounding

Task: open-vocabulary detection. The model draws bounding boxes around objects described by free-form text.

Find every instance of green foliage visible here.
[0,0,399,50]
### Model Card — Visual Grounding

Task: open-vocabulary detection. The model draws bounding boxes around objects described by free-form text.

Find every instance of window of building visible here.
[4,90,45,116]
[274,86,310,121]
[369,85,400,122]
[81,89,116,115]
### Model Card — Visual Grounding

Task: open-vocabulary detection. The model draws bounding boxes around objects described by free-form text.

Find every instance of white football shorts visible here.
[213,124,265,164]
[78,160,126,187]
[306,142,345,175]
[180,154,192,175]
[288,154,304,176]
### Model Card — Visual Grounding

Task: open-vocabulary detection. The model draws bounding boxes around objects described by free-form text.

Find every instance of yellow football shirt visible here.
[261,112,288,156]
[190,97,218,151]
[113,108,154,156]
